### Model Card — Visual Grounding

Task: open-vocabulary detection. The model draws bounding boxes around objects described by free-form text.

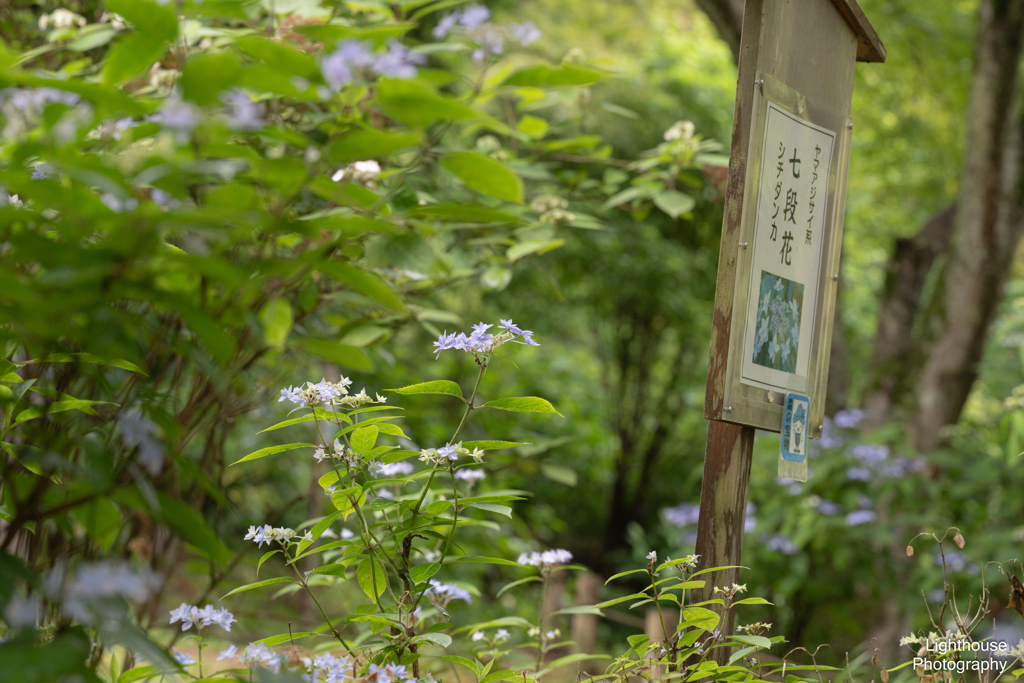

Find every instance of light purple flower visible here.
[426,579,472,603]
[224,90,263,131]
[459,5,491,28]
[173,648,194,665]
[814,499,843,515]
[157,98,200,142]
[833,408,865,429]
[845,510,876,526]
[846,467,872,481]
[169,603,199,631]
[378,461,414,477]
[321,40,375,91]
[373,40,425,79]
[471,26,504,61]
[433,11,461,39]
[454,468,486,482]
[217,644,237,661]
[765,535,797,554]
[850,443,889,466]
[511,21,542,46]
[664,502,700,527]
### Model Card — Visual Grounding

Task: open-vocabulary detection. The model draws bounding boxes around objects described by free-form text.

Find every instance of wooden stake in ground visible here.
[695,0,885,662]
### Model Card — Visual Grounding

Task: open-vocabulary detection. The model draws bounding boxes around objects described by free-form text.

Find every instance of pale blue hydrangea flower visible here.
[454,468,485,482]
[517,548,572,567]
[511,21,542,46]
[101,193,138,213]
[850,443,889,466]
[847,467,872,481]
[433,12,461,39]
[845,510,876,526]
[459,5,491,28]
[321,40,375,90]
[217,644,237,661]
[173,648,195,665]
[223,90,263,131]
[765,535,797,554]
[374,40,425,79]
[664,502,700,527]
[426,579,472,603]
[471,26,504,61]
[32,163,58,180]
[437,443,460,460]
[150,188,180,209]
[814,499,843,515]
[833,408,865,429]
[155,98,201,143]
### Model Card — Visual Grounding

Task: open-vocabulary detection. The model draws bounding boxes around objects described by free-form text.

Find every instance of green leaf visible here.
[653,190,696,218]
[221,576,295,599]
[540,463,577,486]
[732,597,773,606]
[595,593,648,608]
[413,632,452,648]
[409,204,524,224]
[261,298,294,349]
[14,399,115,425]
[388,380,462,398]
[426,500,452,516]
[258,414,317,433]
[376,78,482,126]
[467,503,512,517]
[604,568,648,584]
[351,426,378,455]
[410,562,441,584]
[732,635,772,649]
[496,575,542,597]
[538,653,609,676]
[480,670,520,683]
[257,550,281,577]
[461,440,527,450]
[103,33,169,85]
[28,353,145,374]
[627,634,650,656]
[254,632,318,647]
[106,0,179,42]
[434,656,481,678]
[503,64,608,87]
[119,666,160,683]
[682,606,720,630]
[316,261,404,312]
[71,498,120,552]
[231,443,313,466]
[329,129,423,164]
[442,151,523,204]
[552,605,604,617]
[446,555,523,567]
[482,397,561,416]
[302,339,374,371]
[357,558,388,600]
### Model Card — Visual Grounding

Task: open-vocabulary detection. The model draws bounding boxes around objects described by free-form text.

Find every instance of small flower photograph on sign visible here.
[752,270,804,373]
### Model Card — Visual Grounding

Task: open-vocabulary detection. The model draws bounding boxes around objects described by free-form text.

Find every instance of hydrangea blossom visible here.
[169,603,236,632]
[244,524,297,548]
[433,320,538,359]
[845,510,877,526]
[517,548,572,568]
[471,26,504,61]
[217,644,238,661]
[764,535,797,554]
[321,40,375,90]
[511,21,542,46]
[664,502,700,527]
[459,5,491,28]
[66,562,162,603]
[426,579,472,604]
[172,648,195,665]
[224,90,263,131]
[374,40,426,79]
[833,408,866,429]
[332,159,382,183]
[279,377,380,407]
[378,461,414,477]
[454,468,486,482]
[155,97,200,143]
[367,662,410,683]
[847,466,872,481]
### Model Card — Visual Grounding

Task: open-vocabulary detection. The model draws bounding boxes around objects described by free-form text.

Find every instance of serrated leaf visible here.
[388,380,463,398]
[732,635,772,649]
[254,632,318,647]
[461,440,527,450]
[502,64,608,87]
[480,670,519,683]
[413,632,452,648]
[351,426,378,455]
[410,562,441,584]
[482,396,561,416]
[435,656,481,677]
[357,558,388,600]
[221,577,294,599]
[446,555,523,567]
[595,593,648,608]
[682,606,720,630]
[442,152,523,204]
[732,597,773,606]
[231,443,313,465]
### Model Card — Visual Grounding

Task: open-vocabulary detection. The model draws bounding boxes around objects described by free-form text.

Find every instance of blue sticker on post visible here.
[778,393,809,481]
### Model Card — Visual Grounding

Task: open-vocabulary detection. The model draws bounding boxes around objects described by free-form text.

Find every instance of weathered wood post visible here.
[695,0,885,656]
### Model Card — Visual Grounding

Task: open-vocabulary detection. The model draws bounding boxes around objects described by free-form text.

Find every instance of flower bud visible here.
[906,545,914,557]
[954,532,965,548]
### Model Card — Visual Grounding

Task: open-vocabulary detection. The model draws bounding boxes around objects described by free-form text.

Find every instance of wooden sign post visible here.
[695,0,885,647]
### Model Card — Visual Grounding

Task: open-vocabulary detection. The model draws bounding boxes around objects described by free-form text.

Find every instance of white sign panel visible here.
[740,102,836,392]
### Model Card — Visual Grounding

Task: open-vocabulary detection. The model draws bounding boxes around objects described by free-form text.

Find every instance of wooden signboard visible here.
[694,0,884,656]
[703,0,883,438]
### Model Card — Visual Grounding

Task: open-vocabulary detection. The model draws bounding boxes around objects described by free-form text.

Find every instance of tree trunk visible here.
[691,0,744,62]
[912,0,1024,450]
[861,205,956,429]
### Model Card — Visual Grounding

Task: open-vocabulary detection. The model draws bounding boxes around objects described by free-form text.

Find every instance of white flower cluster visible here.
[663,120,696,142]
[419,442,484,466]
[279,376,387,408]
[713,583,748,598]
[332,160,381,184]
[56,561,162,623]
[530,195,575,224]
[168,603,236,632]
[314,438,358,466]
[517,548,572,568]
[433,320,539,360]
[426,579,472,605]
[244,524,311,548]
[471,628,511,644]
